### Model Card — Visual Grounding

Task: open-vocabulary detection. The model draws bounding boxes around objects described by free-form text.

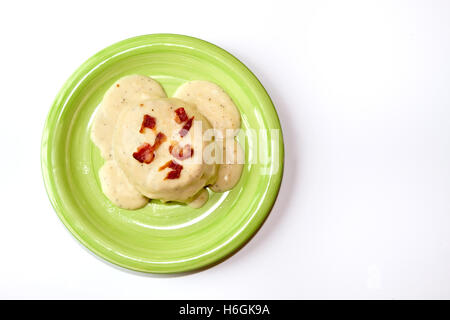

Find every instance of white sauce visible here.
[210,139,244,192]
[99,160,148,209]
[91,76,244,209]
[91,75,166,159]
[188,189,209,208]
[113,98,218,202]
[174,81,241,137]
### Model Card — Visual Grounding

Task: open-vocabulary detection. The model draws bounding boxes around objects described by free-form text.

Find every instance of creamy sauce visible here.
[175,81,244,192]
[210,139,244,192]
[91,76,244,209]
[188,189,209,208]
[91,75,166,159]
[174,81,241,137]
[113,98,218,202]
[99,160,148,209]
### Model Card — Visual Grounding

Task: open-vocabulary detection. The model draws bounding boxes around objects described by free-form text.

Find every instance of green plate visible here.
[41,34,284,273]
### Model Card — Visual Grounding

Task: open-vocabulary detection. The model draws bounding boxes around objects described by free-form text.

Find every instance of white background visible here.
[1,0,450,299]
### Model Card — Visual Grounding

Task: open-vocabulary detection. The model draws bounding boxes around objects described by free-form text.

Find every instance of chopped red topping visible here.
[158,160,183,180]
[173,108,194,137]
[139,114,156,133]
[132,132,167,164]
[169,143,194,160]
[166,168,182,180]
[132,143,154,164]
[174,107,188,124]
[158,160,176,171]
[153,132,167,149]
[179,116,194,137]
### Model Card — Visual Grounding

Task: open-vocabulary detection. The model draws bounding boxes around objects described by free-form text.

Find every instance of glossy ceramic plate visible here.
[41,34,284,273]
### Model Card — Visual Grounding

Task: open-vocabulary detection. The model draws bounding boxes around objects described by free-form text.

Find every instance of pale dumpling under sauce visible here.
[91,75,243,209]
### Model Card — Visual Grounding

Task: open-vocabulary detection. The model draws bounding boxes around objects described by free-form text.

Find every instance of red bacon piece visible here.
[174,107,188,124]
[179,116,194,137]
[166,169,182,180]
[132,143,154,164]
[139,114,156,133]
[169,143,194,160]
[153,132,166,149]
[132,132,167,164]
[158,160,183,180]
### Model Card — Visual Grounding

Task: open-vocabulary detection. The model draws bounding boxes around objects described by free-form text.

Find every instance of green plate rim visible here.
[41,33,284,273]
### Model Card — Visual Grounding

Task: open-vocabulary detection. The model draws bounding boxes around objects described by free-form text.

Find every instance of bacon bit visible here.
[174,107,188,124]
[140,103,144,107]
[158,160,172,171]
[116,84,120,87]
[169,143,194,160]
[166,168,182,180]
[132,132,167,164]
[174,108,194,137]
[133,143,154,164]
[139,114,156,133]
[158,160,183,180]
[153,132,167,149]
[179,116,194,137]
